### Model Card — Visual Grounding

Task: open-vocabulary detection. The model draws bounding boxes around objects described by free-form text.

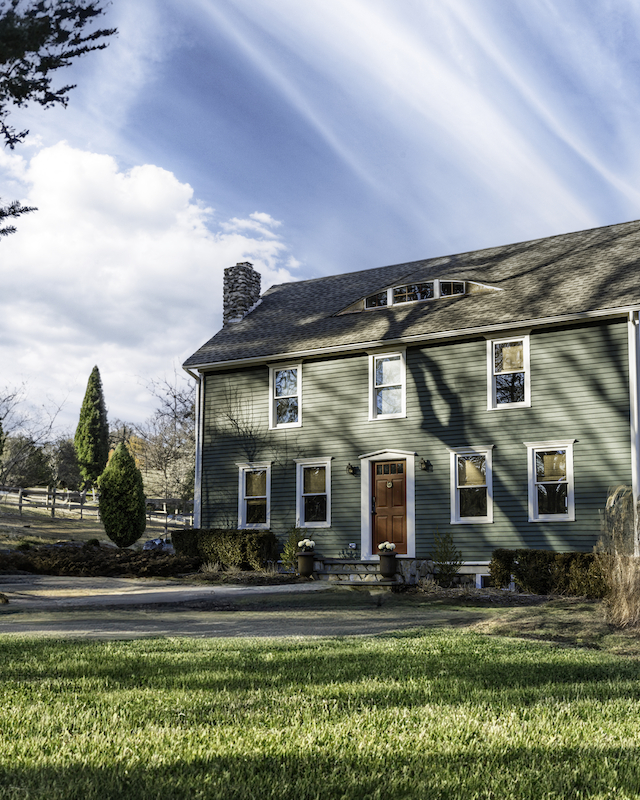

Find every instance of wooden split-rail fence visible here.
[0,485,193,532]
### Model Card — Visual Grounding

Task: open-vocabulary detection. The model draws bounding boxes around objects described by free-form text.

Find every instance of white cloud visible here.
[0,143,297,431]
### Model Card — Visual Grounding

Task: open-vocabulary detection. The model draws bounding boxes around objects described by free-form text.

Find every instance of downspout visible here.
[628,311,640,555]
[184,367,203,529]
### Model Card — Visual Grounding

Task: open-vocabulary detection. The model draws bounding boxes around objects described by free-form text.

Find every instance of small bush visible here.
[281,527,304,572]
[489,549,515,588]
[173,528,278,570]
[171,528,199,559]
[430,529,463,588]
[98,443,146,548]
[513,549,555,595]
[489,548,607,598]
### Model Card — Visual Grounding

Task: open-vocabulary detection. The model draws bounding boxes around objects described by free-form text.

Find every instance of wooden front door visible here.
[372,460,407,554]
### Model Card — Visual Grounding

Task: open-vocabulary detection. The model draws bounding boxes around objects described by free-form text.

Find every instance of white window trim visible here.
[269,363,302,430]
[294,457,332,528]
[237,461,272,529]
[358,449,416,560]
[524,440,576,523]
[487,334,531,410]
[449,446,494,524]
[368,350,407,421]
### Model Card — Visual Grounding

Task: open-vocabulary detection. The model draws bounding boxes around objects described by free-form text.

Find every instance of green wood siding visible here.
[200,319,631,560]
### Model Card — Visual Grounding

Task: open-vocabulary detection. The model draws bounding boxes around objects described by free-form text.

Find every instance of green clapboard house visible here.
[183,219,640,583]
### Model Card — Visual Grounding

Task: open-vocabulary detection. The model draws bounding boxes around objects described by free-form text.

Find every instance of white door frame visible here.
[359,449,416,560]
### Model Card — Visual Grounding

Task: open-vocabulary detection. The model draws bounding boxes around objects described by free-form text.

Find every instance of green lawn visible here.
[1,629,639,799]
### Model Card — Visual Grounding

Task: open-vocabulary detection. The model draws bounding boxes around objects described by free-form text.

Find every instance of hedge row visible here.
[172,528,278,570]
[489,548,607,598]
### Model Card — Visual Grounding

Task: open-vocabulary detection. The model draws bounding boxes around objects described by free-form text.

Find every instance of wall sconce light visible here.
[419,458,433,472]
[346,463,358,475]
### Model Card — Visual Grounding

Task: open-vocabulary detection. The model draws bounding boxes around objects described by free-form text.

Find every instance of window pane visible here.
[536,451,566,481]
[275,369,297,397]
[494,341,523,373]
[375,356,401,386]
[276,397,298,424]
[304,495,327,523]
[457,455,486,487]
[376,386,402,415]
[460,487,487,517]
[393,285,412,303]
[415,283,434,300]
[441,281,465,296]
[245,470,266,497]
[537,483,567,515]
[496,373,525,404]
[246,498,267,524]
[303,466,325,494]
[365,291,388,308]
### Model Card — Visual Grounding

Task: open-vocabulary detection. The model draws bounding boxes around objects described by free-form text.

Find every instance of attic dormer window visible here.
[440,281,465,296]
[365,291,388,309]
[393,283,434,303]
[364,280,465,310]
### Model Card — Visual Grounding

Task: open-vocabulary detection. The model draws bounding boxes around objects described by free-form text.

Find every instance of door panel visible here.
[373,460,407,554]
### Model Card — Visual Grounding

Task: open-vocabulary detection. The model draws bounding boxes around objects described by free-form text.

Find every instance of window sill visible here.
[298,522,331,529]
[368,413,407,422]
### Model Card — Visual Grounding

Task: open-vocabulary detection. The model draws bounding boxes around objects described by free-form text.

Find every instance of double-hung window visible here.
[295,458,331,528]
[524,440,575,522]
[237,462,271,528]
[369,351,406,420]
[450,447,494,524]
[487,335,530,409]
[269,364,302,429]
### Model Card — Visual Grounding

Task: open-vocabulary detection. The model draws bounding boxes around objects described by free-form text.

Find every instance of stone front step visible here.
[308,557,491,586]
[313,557,400,584]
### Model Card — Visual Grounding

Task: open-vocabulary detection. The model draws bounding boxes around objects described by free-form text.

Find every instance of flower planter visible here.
[297,551,315,577]
[378,552,397,579]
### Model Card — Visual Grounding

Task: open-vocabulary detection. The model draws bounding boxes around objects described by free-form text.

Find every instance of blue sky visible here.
[2,0,640,430]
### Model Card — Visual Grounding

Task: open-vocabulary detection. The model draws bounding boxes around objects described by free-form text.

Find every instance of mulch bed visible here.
[0,543,201,578]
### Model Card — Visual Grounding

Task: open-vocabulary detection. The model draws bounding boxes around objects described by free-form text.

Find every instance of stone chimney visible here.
[223,262,261,326]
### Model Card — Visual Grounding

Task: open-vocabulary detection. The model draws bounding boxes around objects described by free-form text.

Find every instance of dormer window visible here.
[364,280,465,310]
[365,291,388,309]
[440,281,465,297]
[393,283,434,303]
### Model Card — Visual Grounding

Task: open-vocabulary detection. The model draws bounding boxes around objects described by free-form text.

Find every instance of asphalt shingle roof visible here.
[184,219,640,369]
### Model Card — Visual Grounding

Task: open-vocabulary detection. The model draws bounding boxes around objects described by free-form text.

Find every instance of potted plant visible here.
[297,538,316,577]
[377,541,397,578]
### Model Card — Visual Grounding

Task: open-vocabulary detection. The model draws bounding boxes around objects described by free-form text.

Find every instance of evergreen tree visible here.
[74,365,109,484]
[98,443,146,548]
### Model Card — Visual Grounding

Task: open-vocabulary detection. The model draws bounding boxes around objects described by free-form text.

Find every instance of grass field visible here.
[2,627,640,799]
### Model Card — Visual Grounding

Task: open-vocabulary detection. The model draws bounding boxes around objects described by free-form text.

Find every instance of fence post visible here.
[18,488,23,517]
[51,486,56,518]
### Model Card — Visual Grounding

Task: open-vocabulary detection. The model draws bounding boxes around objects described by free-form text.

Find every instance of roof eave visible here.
[184,304,640,373]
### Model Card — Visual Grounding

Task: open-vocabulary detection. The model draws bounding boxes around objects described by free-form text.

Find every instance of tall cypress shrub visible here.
[98,443,146,547]
[74,366,109,484]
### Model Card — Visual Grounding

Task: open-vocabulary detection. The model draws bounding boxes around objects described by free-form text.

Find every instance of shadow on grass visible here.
[3,630,640,709]
[1,743,639,800]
